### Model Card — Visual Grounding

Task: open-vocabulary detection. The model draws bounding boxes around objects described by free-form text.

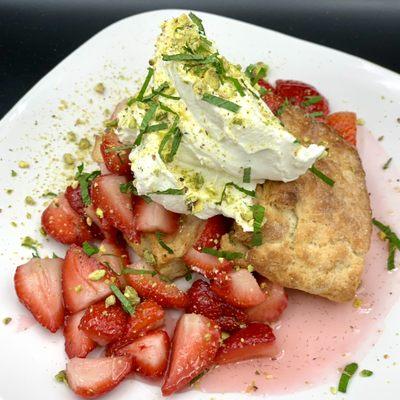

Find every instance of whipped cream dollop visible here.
[116,13,325,231]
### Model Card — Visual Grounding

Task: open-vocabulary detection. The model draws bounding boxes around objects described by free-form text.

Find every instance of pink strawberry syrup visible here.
[199,131,400,394]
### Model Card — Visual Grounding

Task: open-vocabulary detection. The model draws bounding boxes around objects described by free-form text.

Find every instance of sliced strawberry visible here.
[14,258,64,333]
[42,194,93,245]
[275,79,330,117]
[63,244,117,313]
[246,278,288,323]
[193,215,231,251]
[183,247,232,279]
[133,196,180,235]
[162,313,221,396]
[210,269,265,308]
[91,174,140,243]
[85,204,117,241]
[258,80,285,114]
[66,356,132,398]
[186,280,248,332]
[64,310,97,358]
[114,330,170,377]
[79,301,128,346]
[125,263,188,308]
[326,111,357,145]
[65,185,85,216]
[215,323,277,364]
[100,130,131,175]
[107,300,164,355]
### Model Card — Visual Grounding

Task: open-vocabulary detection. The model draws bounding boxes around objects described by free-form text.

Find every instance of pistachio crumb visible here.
[55,370,68,385]
[11,170,17,177]
[352,297,362,308]
[105,295,116,308]
[63,153,75,165]
[25,196,36,206]
[18,161,30,168]
[94,82,105,94]
[78,138,91,150]
[74,285,83,293]
[2,317,12,325]
[88,269,106,281]
[67,131,77,142]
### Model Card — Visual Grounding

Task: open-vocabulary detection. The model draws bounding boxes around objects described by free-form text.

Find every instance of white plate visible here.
[1,9,400,400]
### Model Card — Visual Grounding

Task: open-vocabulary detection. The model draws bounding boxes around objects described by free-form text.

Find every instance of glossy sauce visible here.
[199,131,400,394]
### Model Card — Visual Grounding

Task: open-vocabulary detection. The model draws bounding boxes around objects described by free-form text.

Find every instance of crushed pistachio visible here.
[26,212,32,219]
[67,131,77,142]
[221,332,230,341]
[330,386,338,394]
[95,208,104,219]
[124,286,141,306]
[105,294,116,308]
[2,317,12,325]
[6,189,13,194]
[352,297,362,308]
[11,221,17,227]
[78,138,91,150]
[21,236,39,248]
[356,118,365,126]
[143,249,156,265]
[247,264,254,273]
[25,196,36,206]
[11,170,17,177]
[94,82,105,94]
[63,153,75,165]
[55,370,68,385]
[18,161,30,168]
[74,285,83,293]
[88,269,106,281]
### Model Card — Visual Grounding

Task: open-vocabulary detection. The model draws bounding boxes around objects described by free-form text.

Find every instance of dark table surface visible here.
[1,0,399,118]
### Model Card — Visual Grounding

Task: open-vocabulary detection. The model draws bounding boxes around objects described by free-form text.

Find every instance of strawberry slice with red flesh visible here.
[91,174,140,243]
[106,299,165,355]
[162,313,221,396]
[100,130,131,176]
[85,204,117,241]
[183,215,233,279]
[210,269,266,308]
[326,111,357,145]
[79,301,128,346]
[66,356,132,399]
[63,244,117,313]
[186,280,248,332]
[114,330,170,377]
[42,194,93,245]
[14,258,64,333]
[246,278,288,323]
[215,322,277,365]
[64,310,97,358]
[258,80,285,115]
[125,263,188,308]
[275,79,330,118]
[133,196,180,235]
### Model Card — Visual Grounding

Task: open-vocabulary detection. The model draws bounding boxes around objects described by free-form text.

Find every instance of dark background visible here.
[1,0,399,118]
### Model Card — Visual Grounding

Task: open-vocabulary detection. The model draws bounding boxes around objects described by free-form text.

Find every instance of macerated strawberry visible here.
[63,244,117,313]
[125,263,188,308]
[186,280,248,332]
[64,310,96,358]
[14,258,64,333]
[85,204,117,241]
[275,79,330,117]
[162,314,221,396]
[42,194,93,245]
[79,301,128,346]
[246,278,288,323]
[215,323,277,364]
[133,196,180,235]
[114,330,170,377]
[183,247,232,279]
[107,300,164,355]
[210,269,266,308]
[326,111,357,145]
[66,356,132,398]
[91,174,140,243]
[65,185,85,216]
[193,215,231,251]
[258,80,285,115]
[100,130,131,175]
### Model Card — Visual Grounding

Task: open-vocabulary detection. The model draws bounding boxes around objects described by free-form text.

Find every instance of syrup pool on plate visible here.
[199,131,400,394]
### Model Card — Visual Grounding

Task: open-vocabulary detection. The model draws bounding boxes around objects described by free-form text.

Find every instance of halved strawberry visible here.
[183,248,232,279]
[42,194,93,245]
[125,263,188,308]
[114,330,170,377]
[14,258,64,333]
[186,280,248,332]
[63,244,117,313]
[66,356,132,398]
[85,204,117,241]
[91,174,140,243]
[79,301,128,346]
[210,269,265,308]
[193,215,231,251]
[258,80,285,114]
[215,323,277,365]
[326,111,357,145]
[246,278,288,323]
[133,196,180,235]
[162,313,221,396]
[107,300,164,355]
[64,310,97,358]
[100,130,131,175]
[65,185,85,216]
[275,79,330,117]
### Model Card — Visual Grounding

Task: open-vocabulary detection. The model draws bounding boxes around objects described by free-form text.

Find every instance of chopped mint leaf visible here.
[189,12,205,35]
[136,67,154,102]
[360,369,373,377]
[250,204,265,247]
[162,53,206,62]
[309,165,335,187]
[110,284,135,315]
[75,164,101,206]
[307,111,324,118]
[227,77,245,96]
[156,232,174,254]
[120,182,138,195]
[216,182,255,205]
[302,95,322,107]
[82,242,99,256]
[151,188,186,195]
[382,157,392,170]
[338,362,358,393]
[121,268,157,276]
[185,272,193,281]
[145,122,168,133]
[135,102,158,146]
[104,144,134,154]
[243,167,251,183]
[202,247,244,260]
[202,94,240,113]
